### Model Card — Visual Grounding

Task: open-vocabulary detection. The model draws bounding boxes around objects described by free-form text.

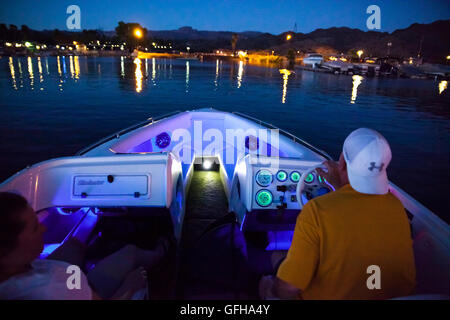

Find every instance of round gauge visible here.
[290,171,301,183]
[255,189,273,207]
[276,170,288,182]
[255,169,273,187]
[305,173,315,184]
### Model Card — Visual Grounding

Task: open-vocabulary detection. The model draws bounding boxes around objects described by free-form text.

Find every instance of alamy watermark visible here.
[66,5,81,30]
[366,265,381,290]
[66,265,82,290]
[366,5,381,30]
[169,121,280,168]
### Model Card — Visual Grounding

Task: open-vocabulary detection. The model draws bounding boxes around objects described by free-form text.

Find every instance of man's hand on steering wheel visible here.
[316,160,345,189]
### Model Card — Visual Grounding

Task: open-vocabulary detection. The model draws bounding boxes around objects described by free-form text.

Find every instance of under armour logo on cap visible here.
[368,162,384,172]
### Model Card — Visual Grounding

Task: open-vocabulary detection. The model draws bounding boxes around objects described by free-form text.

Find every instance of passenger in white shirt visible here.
[0,192,167,300]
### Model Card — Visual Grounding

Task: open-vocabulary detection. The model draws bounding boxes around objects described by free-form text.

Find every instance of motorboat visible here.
[321,60,355,74]
[1,108,448,299]
[354,62,381,76]
[302,53,323,68]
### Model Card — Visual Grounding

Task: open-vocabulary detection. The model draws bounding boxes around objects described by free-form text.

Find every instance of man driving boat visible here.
[260,128,416,300]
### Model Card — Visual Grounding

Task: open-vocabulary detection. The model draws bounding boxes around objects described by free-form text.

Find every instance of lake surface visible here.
[0,56,449,222]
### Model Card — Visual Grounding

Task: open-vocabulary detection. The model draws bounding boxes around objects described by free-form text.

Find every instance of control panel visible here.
[251,164,319,210]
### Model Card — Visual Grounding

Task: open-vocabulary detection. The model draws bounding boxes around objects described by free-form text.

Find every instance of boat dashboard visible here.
[231,155,329,218]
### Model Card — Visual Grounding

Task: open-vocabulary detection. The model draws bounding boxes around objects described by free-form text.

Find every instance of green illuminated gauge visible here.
[255,189,273,207]
[276,170,288,182]
[305,173,315,183]
[255,169,273,187]
[290,171,301,183]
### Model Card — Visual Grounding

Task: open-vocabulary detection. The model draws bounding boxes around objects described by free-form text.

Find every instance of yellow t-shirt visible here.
[277,184,416,300]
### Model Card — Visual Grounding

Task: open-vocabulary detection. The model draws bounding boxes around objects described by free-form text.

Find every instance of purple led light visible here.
[156,132,171,149]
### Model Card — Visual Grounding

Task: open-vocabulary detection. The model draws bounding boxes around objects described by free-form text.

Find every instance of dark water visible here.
[0,56,449,222]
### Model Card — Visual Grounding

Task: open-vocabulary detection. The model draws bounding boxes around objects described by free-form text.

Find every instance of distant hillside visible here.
[295,20,449,62]
[143,21,449,62]
[1,20,448,62]
[148,26,262,41]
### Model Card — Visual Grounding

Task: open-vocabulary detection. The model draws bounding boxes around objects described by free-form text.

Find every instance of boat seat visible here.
[412,229,450,295]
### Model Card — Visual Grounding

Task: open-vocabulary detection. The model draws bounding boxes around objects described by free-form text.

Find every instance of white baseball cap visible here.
[343,128,392,195]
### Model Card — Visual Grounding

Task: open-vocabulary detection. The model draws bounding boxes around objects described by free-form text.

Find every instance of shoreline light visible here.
[134,28,143,39]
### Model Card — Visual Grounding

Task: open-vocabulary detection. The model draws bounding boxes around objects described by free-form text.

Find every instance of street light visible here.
[387,42,392,56]
[134,28,143,39]
[286,34,292,41]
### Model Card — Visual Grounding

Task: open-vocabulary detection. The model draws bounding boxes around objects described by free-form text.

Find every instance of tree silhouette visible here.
[231,33,238,54]
[115,21,148,49]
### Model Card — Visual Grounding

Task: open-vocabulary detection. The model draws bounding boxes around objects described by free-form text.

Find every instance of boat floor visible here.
[176,170,278,299]
[75,169,283,299]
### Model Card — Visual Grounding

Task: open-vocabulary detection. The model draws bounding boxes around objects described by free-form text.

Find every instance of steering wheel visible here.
[296,164,335,209]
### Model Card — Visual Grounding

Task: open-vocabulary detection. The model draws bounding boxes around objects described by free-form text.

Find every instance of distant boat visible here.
[302,53,323,68]
[418,63,450,77]
[322,60,354,74]
[354,62,380,76]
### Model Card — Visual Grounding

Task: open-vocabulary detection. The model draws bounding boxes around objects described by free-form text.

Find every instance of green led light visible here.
[305,173,315,183]
[276,170,287,182]
[318,176,327,184]
[256,190,273,207]
[290,171,300,182]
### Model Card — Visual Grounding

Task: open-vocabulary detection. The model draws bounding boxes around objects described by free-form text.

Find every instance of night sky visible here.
[0,0,449,34]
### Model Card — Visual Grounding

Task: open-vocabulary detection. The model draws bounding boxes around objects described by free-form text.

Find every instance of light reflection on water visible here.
[0,56,449,221]
[185,60,189,92]
[133,58,143,93]
[8,57,17,90]
[351,75,363,104]
[214,59,219,88]
[37,57,43,85]
[152,58,156,83]
[5,57,403,106]
[4,56,449,108]
[279,68,292,104]
[74,56,80,80]
[27,56,34,90]
[237,60,244,88]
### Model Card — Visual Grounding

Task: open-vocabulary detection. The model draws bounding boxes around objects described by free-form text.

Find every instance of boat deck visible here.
[175,168,286,299]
